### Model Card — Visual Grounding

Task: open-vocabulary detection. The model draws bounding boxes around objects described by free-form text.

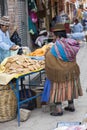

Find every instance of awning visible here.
[70,0,76,3]
[65,0,76,3]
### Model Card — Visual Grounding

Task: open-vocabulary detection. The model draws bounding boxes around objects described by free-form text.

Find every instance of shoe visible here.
[50,111,63,116]
[64,106,75,112]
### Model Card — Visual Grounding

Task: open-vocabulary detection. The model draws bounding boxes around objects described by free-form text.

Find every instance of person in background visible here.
[82,18,87,31]
[41,29,83,116]
[50,16,57,28]
[83,7,87,19]
[72,18,83,33]
[35,28,48,47]
[70,18,85,40]
[0,16,19,63]
[82,7,87,31]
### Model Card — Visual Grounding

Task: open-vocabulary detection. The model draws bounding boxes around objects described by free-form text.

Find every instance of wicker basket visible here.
[0,84,17,122]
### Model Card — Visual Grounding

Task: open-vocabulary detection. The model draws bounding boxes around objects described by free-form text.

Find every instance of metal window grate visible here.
[0,0,5,17]
[17,0,27,46]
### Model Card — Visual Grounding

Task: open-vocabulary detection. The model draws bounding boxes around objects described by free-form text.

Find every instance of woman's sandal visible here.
[50,111,63,116]
[64,106,75,112]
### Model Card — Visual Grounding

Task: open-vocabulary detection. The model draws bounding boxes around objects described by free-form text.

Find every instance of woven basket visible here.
[0,84,17,122]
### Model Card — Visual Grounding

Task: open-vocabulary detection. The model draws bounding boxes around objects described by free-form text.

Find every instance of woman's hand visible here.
[10,45,20,51]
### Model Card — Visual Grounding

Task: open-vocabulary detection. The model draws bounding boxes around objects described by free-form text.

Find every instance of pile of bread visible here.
[1,55,45,75]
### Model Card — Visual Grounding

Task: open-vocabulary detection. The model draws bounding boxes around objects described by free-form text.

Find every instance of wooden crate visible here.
[31,88,43,108]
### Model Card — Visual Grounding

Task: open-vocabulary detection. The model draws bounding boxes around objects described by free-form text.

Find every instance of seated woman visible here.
[70,19,85,40]
[41,29,83,116]
[72,19,83,33]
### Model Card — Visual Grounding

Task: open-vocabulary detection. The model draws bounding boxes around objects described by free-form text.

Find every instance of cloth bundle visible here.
[51,38,80,61]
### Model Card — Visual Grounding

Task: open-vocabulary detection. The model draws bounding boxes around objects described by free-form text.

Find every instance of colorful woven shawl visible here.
[51,38,80,61]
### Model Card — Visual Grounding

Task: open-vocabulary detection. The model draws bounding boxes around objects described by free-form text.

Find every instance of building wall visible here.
[7,0,18,35]
[6,0,31,48]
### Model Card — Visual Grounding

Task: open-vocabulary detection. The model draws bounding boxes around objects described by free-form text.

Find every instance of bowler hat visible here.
[0,16,10,26]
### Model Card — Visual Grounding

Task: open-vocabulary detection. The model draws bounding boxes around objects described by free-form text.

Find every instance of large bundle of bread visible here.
[0,55,45,75]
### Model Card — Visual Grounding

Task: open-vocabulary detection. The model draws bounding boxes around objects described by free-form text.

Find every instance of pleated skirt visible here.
[50,78,83,103]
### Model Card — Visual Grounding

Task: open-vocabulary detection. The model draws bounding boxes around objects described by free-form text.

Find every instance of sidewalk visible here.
[0,42,87,130]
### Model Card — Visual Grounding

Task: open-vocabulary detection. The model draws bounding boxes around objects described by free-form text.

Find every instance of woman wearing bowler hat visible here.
[0,16,19,63]
[41,29,83,116]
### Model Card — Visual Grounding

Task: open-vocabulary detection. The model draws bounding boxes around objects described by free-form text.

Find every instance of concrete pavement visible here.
[0,42,87,130]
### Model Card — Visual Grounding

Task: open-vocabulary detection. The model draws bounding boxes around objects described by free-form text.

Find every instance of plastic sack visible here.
[41,78,51,102]
[10,31,21,47]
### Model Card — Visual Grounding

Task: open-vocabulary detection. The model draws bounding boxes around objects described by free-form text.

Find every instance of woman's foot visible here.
[64,106,75,112]
[64,100,75,112]
[50,111,63,116]
[50,103,63,116]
